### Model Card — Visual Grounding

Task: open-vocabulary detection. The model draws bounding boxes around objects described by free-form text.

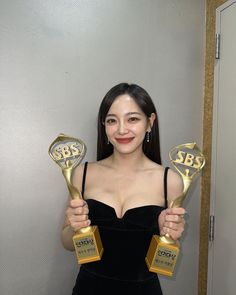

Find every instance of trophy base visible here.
[73,225,104,264]
[145,235,180,277]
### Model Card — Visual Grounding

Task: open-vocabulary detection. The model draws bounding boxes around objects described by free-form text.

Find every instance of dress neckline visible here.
[86,198,165,220]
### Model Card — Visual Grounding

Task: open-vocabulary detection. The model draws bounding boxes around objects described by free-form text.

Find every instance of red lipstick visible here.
[115,137,134,144]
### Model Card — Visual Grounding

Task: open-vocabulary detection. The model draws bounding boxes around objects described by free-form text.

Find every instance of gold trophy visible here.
[48,134,103,264]
[145,142,205,276]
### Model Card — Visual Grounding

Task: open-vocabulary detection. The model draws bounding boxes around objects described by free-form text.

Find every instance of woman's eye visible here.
[105,118,116,125]
[128,117,140,123]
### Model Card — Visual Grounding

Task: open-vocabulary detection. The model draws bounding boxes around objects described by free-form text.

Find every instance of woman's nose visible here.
[118,121,128,134]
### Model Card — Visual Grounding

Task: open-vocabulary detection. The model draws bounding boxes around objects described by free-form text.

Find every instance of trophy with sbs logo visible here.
[48,134,103,264]
[145,142,205,276]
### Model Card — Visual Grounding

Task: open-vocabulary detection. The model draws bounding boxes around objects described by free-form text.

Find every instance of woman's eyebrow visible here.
[106,112,141,117]
[106,112,142,117]
[106,113,117,117]
[126,112,142,116]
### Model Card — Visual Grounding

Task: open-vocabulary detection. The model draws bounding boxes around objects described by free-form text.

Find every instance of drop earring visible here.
[146,132,150,143]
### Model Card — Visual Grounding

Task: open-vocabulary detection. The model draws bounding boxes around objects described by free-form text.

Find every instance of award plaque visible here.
[48,134,103,264]
[145,142,205,276]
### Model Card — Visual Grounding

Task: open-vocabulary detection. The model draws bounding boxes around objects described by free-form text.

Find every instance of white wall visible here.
[0,1,205,294]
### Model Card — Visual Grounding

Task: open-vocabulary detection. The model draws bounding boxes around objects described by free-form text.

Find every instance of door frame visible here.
[207,1,236,293]
[198,1,228,294]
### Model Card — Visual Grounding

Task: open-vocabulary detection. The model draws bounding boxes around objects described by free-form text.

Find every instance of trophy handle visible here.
[62,167,82,199]
[159,173,192,244]
[170,174,192,208]
[62,167,92,234]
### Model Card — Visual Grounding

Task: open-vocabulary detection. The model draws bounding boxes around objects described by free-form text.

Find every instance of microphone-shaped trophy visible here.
[145,142,205,276]
[48,134,103,264]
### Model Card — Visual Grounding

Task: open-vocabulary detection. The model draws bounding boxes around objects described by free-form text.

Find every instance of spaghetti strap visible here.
[164,167,169,208]
[81,161,88,198]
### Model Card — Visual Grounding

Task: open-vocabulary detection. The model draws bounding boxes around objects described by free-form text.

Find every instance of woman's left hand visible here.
[158,207,186,241]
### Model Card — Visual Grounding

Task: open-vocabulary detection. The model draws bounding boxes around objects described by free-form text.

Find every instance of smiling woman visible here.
[61,83,186,295]
[97,83,161,164]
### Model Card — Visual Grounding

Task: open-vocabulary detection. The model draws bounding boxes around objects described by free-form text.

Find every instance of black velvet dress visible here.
[72,163,169,295]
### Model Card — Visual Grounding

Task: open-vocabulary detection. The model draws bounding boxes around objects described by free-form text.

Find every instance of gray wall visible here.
[0,1,205,294]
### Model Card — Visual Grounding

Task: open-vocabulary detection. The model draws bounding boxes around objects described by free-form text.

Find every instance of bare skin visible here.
[61,95,186,251]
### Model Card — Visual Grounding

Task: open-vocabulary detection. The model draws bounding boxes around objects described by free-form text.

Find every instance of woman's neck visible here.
[108,149,148,171]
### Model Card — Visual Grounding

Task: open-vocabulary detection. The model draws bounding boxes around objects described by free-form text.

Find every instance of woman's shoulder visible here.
[73,159,109,178]
[146,161,183,199]
[148,160,182,184]
[84,159,109,170]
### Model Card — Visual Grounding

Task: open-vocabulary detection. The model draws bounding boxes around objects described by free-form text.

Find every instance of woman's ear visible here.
[147,113,156,131]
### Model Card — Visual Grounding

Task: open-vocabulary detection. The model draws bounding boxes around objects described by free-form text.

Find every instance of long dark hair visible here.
[97,83,162,164]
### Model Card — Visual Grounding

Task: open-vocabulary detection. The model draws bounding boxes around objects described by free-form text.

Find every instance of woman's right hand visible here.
[66,199,91,232]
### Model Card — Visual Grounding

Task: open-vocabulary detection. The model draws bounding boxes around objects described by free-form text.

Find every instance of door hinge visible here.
[209,215,215,241]
[215,33,220,59]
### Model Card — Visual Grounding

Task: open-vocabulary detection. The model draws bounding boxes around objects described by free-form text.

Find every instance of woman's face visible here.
[104,94,155,155]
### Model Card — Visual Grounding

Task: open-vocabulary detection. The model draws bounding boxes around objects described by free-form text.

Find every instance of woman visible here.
[62,83,185,294]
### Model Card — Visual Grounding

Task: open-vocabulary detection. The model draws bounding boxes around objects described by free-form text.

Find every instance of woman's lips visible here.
[115,137,134,144]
